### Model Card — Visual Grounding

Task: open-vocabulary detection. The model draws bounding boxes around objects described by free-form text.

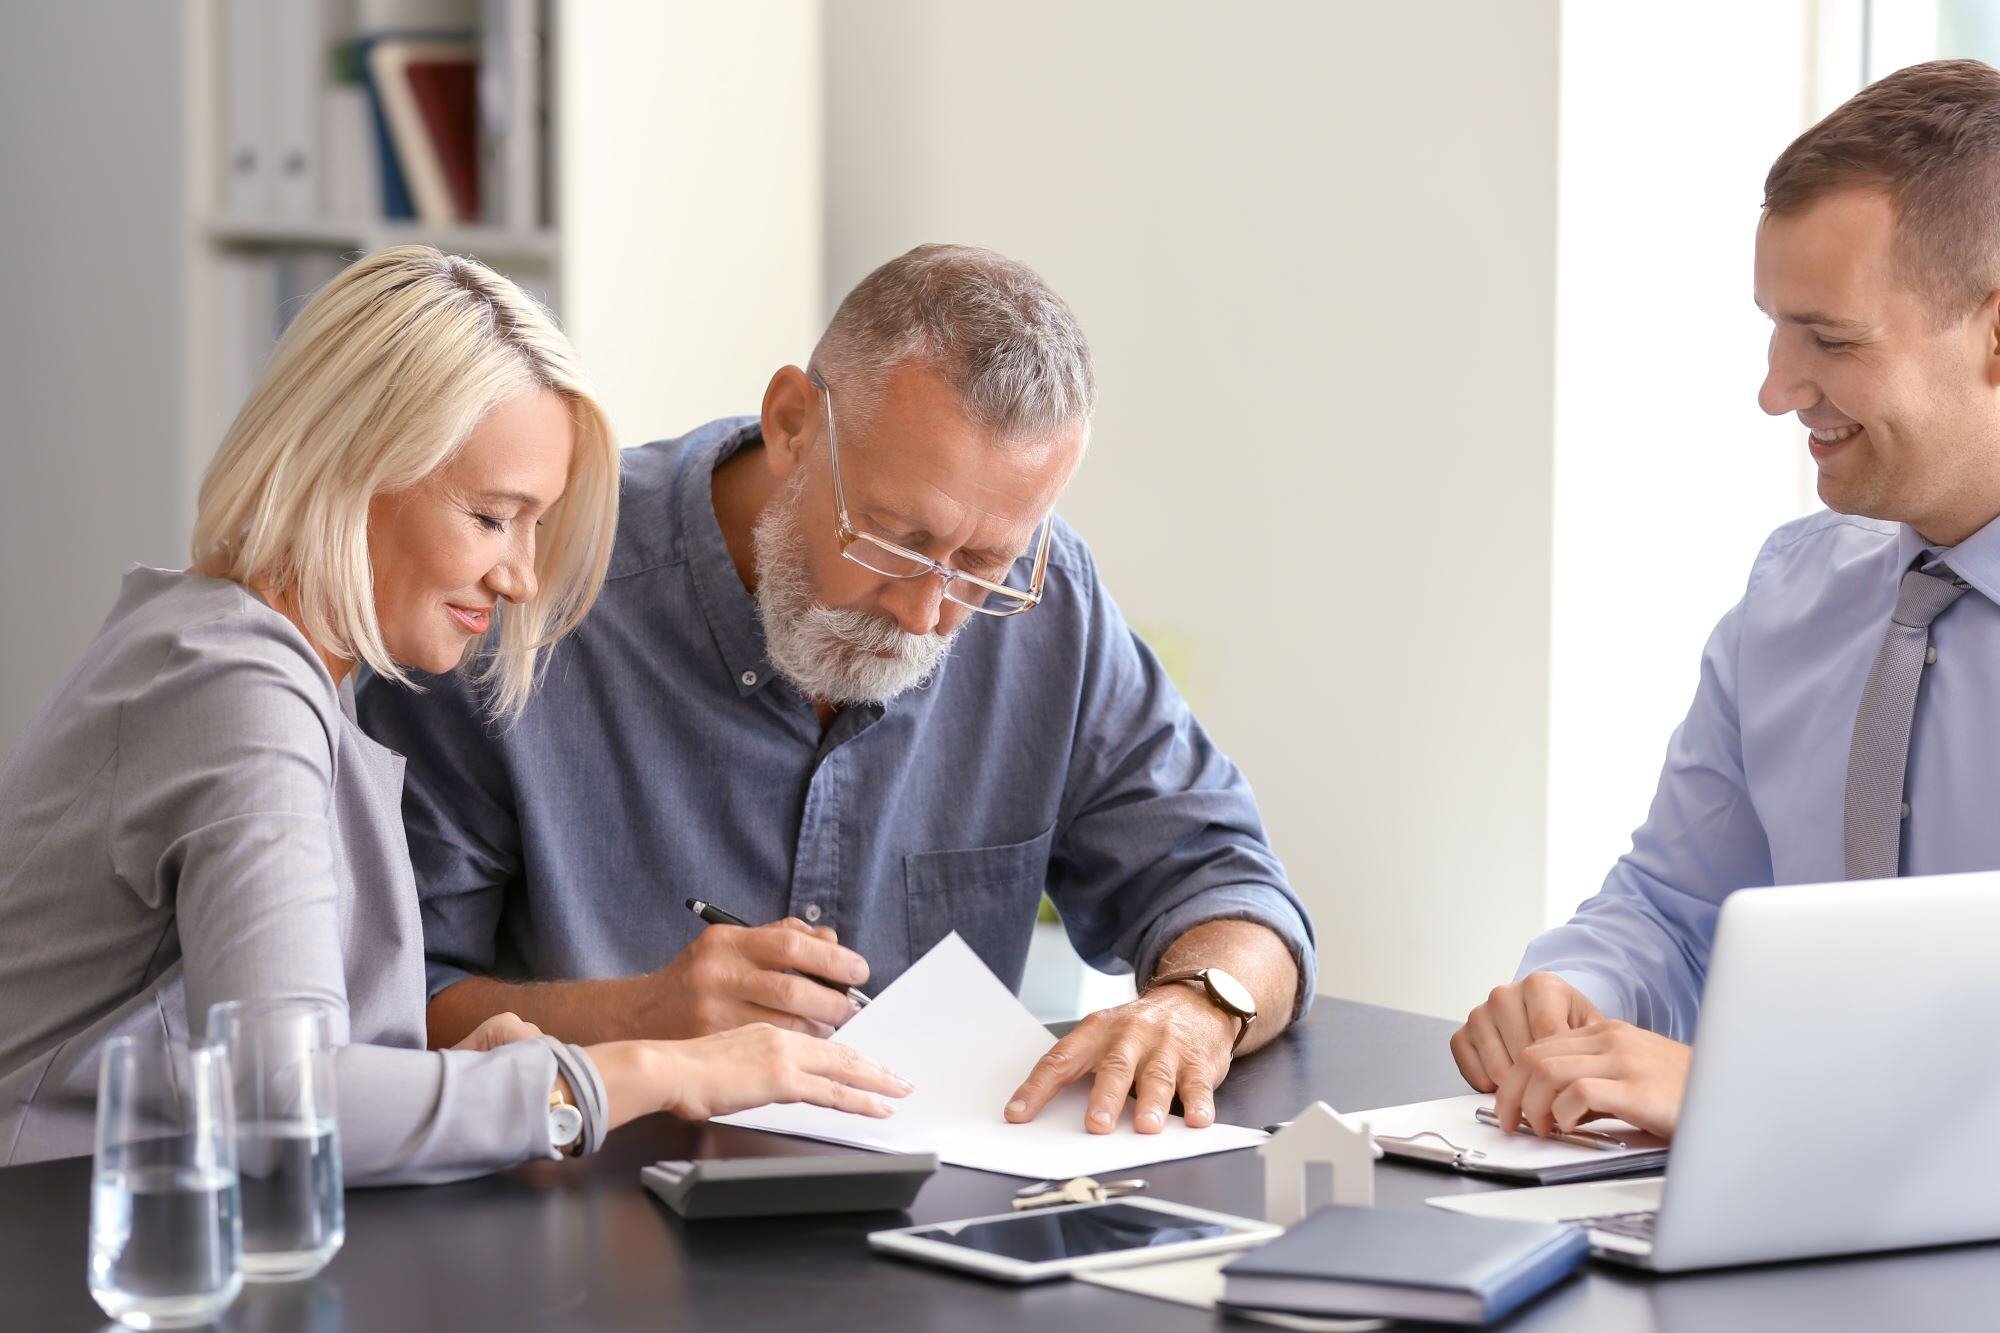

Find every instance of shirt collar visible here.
[677,420,780,698]
[1898,515,2000,605]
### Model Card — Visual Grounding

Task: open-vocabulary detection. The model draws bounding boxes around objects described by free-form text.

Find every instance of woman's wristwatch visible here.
[549,1078,586,1157]
[1146,966,1258,1052]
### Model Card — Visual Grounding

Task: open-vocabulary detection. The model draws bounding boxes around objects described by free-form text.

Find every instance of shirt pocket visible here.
[903,824,1057,993]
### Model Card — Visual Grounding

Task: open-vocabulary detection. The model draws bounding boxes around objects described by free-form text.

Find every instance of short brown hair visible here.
[1764,58,2000,320]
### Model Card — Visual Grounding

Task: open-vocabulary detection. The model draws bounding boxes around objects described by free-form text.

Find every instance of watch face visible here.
[1205,968,1256,1018]
[550,1102,584,1148]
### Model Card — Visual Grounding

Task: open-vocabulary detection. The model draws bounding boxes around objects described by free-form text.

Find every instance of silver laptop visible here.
[1433,872,2000,1272]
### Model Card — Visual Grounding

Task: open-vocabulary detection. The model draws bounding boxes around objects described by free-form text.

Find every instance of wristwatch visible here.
[549,1078,585,1157]
[1147,966,1257,1052]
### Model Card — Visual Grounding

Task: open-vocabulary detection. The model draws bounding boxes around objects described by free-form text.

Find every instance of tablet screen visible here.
[903,1203,1237,1263]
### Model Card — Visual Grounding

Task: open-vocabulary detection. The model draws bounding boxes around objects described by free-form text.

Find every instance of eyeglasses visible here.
[811,371,1053,618]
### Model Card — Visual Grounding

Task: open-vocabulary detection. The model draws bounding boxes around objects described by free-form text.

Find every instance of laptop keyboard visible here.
[1567,1210,1658,1243]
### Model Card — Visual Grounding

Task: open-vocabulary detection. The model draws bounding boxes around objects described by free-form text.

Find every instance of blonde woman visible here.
[0,247,906,1182]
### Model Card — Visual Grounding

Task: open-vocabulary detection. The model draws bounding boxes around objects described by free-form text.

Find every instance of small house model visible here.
[1259,1100,1382,1225]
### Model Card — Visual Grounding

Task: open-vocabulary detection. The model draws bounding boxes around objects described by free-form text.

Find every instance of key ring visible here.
[1011,1175,1151,1209]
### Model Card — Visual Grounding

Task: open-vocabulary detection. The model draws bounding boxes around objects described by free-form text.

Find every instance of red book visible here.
[405,58,479,222]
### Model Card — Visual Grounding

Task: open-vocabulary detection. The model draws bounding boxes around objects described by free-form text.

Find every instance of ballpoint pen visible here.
[1474,1104,1627,1152]
[685,898,872,1008]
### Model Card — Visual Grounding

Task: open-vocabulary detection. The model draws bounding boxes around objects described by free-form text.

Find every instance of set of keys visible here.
[1010,1175,1150,1210]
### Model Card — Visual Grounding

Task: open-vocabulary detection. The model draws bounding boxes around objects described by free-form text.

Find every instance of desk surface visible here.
[6,998,1999,1331]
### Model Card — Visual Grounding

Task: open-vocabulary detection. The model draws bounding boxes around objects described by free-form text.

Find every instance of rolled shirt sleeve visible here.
[1046,545,1316,1017]
[1516,575,1774,1043]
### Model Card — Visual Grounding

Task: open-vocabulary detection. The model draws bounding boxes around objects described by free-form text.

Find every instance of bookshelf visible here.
[178,0,823,507]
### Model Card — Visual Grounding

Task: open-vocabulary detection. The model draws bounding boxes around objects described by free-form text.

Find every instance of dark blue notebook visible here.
[1219,1204,1588,1325]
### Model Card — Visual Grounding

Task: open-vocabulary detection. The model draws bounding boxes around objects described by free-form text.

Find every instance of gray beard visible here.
[749,485,959,706]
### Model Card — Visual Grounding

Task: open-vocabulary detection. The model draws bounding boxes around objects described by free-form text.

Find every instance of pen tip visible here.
[685,898,701,912]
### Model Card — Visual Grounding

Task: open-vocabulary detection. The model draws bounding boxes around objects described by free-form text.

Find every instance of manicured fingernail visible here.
[1089,1108,1112,1127]
[1006,1099,1026,1116]
[895,1076,915,1092]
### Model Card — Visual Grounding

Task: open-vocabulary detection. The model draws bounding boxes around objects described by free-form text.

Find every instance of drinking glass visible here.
[89,1035,243,1329]
[208,998,344,1281]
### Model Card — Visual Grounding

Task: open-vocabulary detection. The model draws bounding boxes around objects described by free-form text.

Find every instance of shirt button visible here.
[740,669,759,687]
[803,903,823,923]
[1901,802,1912,820]
[1926,646,1938,665]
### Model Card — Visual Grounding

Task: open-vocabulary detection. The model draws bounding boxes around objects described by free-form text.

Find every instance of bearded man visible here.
[360,244,1315,1134]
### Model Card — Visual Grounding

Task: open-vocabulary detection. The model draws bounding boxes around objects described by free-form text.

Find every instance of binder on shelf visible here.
[269,2,323,218]
[480,0,541,230]
[320,81,381,221]
[224,0,273,216]
[211,249,278,439]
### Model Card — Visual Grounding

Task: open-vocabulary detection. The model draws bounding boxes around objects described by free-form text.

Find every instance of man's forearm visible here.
[427,973,658,1049]
[1150,918,1302,1056]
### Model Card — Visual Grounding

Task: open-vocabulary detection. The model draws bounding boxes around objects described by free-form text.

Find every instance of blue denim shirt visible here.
[359,418,1315,1011]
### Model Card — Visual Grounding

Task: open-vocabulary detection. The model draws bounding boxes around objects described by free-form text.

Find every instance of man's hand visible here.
[1003,984,1238,1134]
[1450,972,1603,1093]
[635,918,870,1039]
[450,1011,545,1051]
[1489,1020,1691,1140]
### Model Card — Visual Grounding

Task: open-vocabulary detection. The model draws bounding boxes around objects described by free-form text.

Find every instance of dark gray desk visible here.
[5,999,1998,1331]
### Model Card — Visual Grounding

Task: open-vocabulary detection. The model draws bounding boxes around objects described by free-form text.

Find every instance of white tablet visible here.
[867,1197,1281,1284]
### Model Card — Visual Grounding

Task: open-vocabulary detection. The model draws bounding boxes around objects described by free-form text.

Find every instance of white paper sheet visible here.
[1346,1093,1666,1173]
[713,932,1267,1178]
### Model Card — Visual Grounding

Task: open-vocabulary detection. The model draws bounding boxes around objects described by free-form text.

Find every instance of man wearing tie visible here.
[1452,59,2000,1138]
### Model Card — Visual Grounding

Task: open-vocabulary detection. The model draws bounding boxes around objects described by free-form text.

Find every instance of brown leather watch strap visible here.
[1148,968,1255,1052]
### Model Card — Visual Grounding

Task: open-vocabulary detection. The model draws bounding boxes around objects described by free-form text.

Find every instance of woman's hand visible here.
[1490,1019,1692,1140]
[590,1024,913,1129]
[451,1011,545,1052]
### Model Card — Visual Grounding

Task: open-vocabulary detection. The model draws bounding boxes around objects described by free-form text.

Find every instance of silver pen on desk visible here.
[1474,1105,1627,1152]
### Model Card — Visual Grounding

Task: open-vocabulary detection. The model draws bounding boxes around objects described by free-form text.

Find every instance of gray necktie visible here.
[1843,563,1969,880]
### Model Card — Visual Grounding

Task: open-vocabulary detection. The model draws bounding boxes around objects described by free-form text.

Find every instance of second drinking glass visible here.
[207,998,344,1281]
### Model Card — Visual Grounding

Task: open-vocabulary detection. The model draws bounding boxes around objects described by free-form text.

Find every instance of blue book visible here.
[354,31,473,222]
[1219,1204,1589,1325]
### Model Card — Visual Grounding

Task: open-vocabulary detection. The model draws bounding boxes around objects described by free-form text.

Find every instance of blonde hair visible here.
[192,245,619,718]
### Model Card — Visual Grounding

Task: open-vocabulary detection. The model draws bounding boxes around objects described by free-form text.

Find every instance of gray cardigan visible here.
[0,568,560,1183]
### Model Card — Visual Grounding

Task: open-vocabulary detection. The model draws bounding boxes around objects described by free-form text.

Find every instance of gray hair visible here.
[809,244,1095,444]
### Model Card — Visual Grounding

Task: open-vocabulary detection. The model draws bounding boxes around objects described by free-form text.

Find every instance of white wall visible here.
[557,0,824,442]
[0,6,194,755]
[825,0,1562,1018]
[1543,4,1819,926]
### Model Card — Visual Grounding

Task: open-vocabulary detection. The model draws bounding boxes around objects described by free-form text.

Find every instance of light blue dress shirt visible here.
[1519,509,2000,1041]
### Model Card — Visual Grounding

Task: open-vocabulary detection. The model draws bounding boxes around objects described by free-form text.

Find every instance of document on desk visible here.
[713,932,1268,1179]
[1347,1094,1668,1184]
